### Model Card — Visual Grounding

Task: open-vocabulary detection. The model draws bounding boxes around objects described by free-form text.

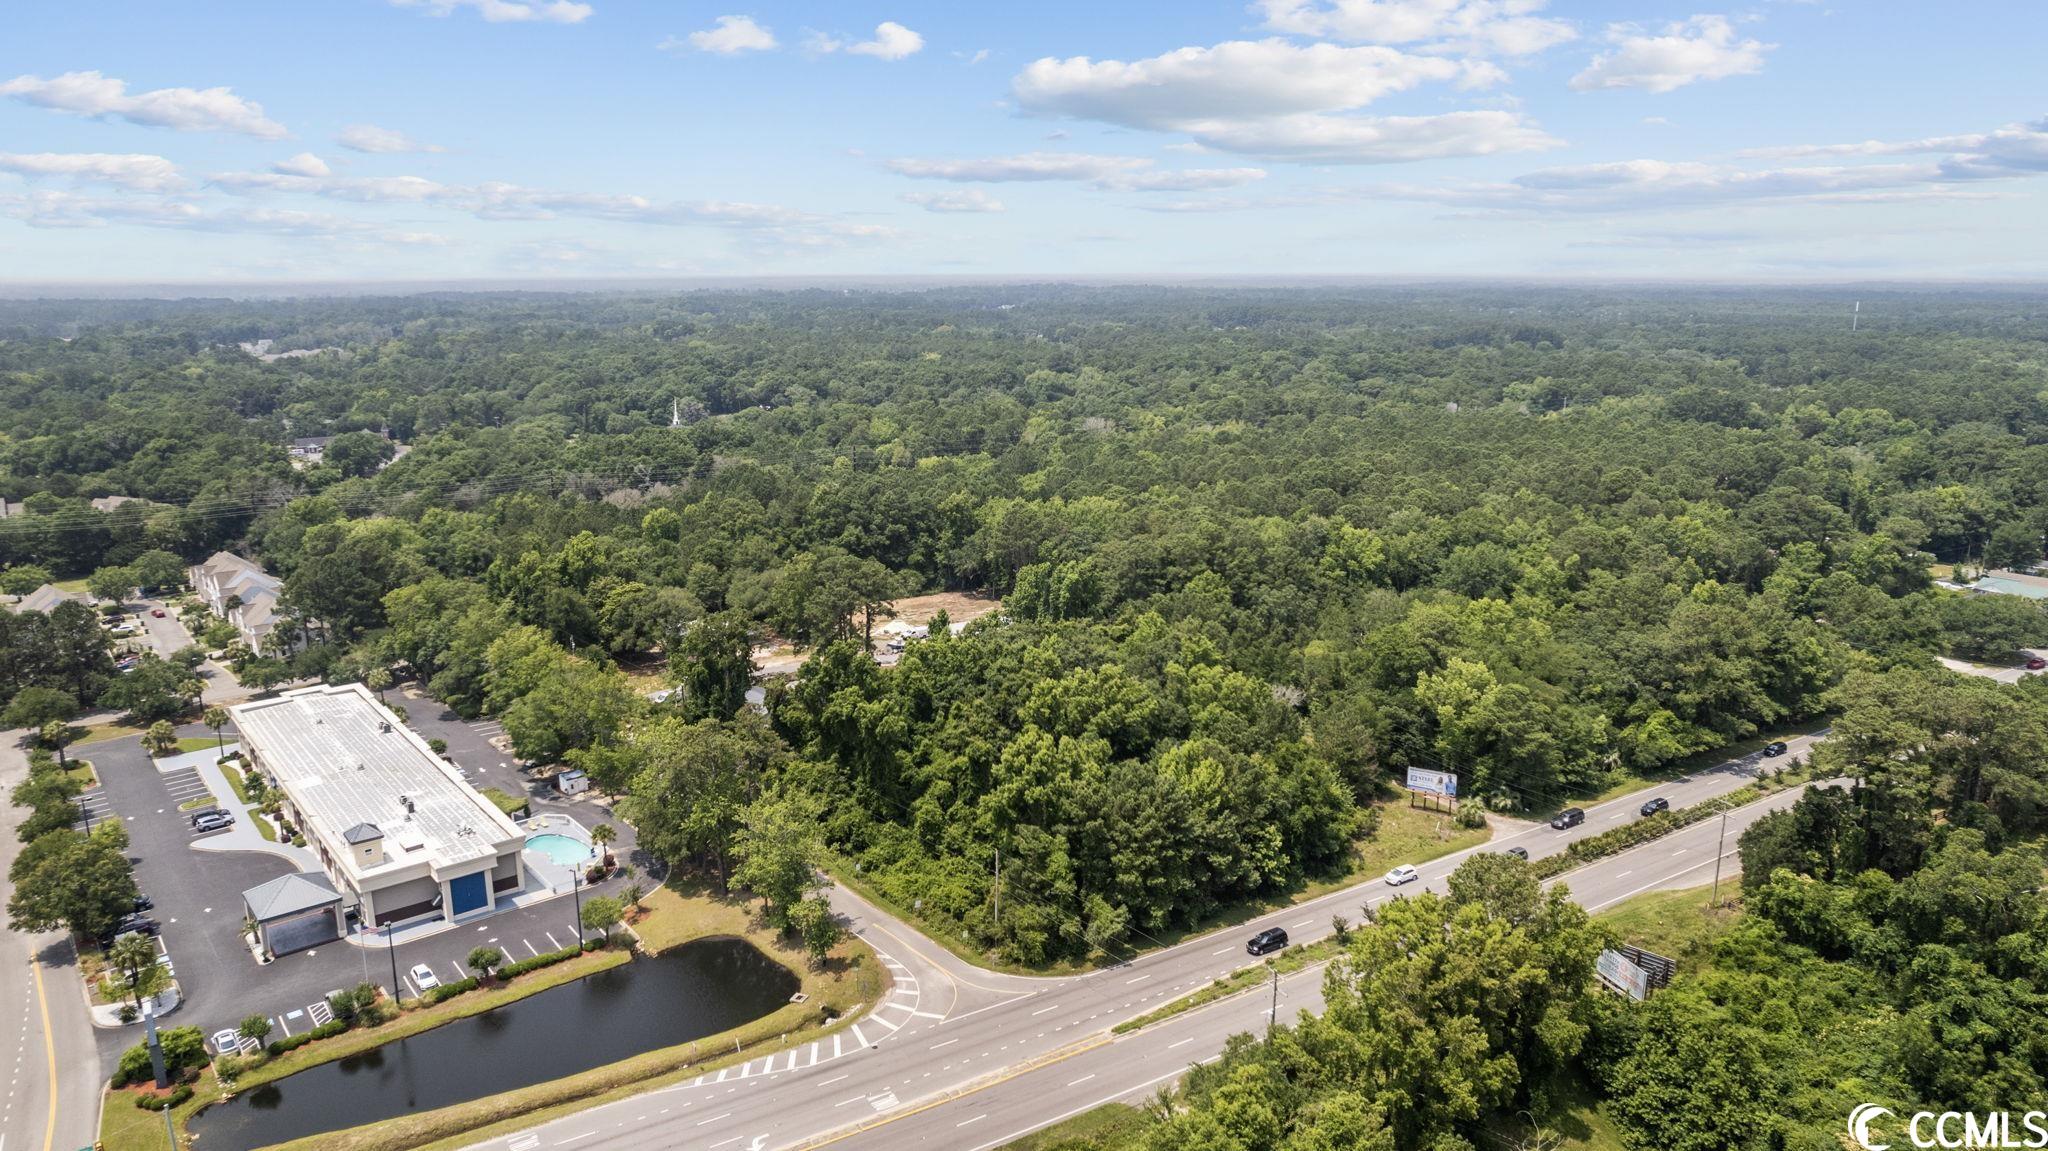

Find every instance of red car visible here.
[2027,657,2046,671]
[150,608,166,618]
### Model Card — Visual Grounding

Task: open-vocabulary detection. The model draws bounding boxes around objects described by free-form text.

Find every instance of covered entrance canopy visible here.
[243,872,345,958]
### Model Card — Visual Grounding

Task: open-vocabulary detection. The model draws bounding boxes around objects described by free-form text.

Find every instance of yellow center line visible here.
[32,956,57,1151]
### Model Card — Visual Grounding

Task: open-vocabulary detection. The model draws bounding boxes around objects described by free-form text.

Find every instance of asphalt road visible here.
[1,735,104,1151]
[464,731,1830,1151]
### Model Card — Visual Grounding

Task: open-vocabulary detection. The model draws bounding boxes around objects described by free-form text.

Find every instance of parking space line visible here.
[524,939,540,957]
[546,931,562,950]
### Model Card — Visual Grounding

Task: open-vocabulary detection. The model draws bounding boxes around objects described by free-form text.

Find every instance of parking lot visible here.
[84,708,643,1058]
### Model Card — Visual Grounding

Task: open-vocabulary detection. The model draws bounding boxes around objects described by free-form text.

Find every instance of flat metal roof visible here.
[232,683,520,876]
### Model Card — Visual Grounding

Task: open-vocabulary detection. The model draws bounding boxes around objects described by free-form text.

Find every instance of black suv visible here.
[1639,796,1670,817]
[1762,741,1789,757]
[1550,807,1585,830]
[1247,927,1289,956]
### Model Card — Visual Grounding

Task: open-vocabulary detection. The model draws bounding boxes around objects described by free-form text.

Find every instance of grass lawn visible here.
[993,1103,1155,1150]
[477,786,529,818]
[171,736,219,754]
[231,878,889,1151]
[76,721,145,745]
[177,795,213,811]
[220,762,257,803]
[100,1091,175,1151]
[1594,882,1739,962]
[62,759,98,788]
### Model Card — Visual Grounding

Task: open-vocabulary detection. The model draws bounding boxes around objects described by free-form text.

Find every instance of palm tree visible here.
[141,721,178,758]
[590,822,616,864]
[203,706,230,758]
[39,720,74,769]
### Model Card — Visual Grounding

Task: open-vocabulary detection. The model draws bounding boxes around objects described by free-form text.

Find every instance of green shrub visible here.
[133,1084,193,1110]
[425,976,481,1004]
[497,944,582,980]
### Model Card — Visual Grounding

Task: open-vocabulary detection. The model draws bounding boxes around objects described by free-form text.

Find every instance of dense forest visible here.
[5,285,2048,1146]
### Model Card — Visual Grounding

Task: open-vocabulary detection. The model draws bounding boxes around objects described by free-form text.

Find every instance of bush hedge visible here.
[1532,783,1768,881]
[497,944,583,980]
[426,976,481,1004]
[133,1084,193,1111]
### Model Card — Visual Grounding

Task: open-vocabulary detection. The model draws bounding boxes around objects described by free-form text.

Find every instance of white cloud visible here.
[957,49,992,65]
[271,153,330,178]
[0,189,449,244]
[902,189,1006,213]
[1570,15,1771,94]
[1736,117,2048,180]
[207,166,861,242]
[885,151,1268,191]
[337,124,446,154]
[848,22,924,60]
[1256,0,1575,56]
[390,0,593,24]
[674,15,778,55]
[0,71,287,138]
[1011,39,1555,164]
[0,152,184,192]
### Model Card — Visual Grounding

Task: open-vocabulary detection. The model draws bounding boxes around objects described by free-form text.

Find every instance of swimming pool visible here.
[527,833,594,865]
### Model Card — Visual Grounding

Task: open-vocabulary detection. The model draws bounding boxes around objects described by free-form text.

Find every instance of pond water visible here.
[187,938,799,1150]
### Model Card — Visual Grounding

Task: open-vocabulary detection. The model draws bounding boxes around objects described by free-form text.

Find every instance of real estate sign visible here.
[1405,767,1457,798]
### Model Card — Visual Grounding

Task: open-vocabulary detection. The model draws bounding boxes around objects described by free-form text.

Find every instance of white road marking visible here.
[1067,1074,1095,1087]
[1168,1037,1195,1049]
[957,1114,988,1128]
[695,1111,733,1126]
[1030,1005,1059,1016]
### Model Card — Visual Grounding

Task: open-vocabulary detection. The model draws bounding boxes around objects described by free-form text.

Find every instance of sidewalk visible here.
[166,745,322,871]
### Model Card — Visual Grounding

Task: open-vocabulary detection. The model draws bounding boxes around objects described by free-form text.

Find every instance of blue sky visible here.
[3,0,2044,282]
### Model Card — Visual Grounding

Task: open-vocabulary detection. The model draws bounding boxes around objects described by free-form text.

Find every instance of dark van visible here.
[1550,807,1585,830]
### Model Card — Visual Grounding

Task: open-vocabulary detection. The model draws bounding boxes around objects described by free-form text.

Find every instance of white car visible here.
[409,963,441,991]
[1384,864,1420,886]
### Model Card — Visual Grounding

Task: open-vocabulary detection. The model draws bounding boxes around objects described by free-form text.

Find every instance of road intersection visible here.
[468,731,1831,1151]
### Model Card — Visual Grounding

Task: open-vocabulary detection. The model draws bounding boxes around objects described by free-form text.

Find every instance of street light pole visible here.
[572,865,583,949]
[386,923,401,1001]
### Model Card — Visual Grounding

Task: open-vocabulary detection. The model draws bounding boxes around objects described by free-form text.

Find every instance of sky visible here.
[2,0,2045,284]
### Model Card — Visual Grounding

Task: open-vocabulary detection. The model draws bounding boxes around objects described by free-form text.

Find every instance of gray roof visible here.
[343,822,383,844]
[242,872,341,921]
[13,584,86,614]
[230,683,522,877]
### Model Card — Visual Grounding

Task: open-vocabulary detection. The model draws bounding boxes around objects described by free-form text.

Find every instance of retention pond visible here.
[188,938,799,1150]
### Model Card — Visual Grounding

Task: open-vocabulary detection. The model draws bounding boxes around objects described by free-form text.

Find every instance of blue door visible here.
[449,871,488,916]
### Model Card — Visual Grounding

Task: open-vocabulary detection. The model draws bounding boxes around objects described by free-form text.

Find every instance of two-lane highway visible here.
[469,733,1829,1151]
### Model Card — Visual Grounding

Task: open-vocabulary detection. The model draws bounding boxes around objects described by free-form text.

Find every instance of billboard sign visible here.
[1405,767,1457,798]
[1597,948,1651,1001]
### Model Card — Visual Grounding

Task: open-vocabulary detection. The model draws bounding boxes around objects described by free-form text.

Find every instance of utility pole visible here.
[1709,807,1731,908]
[1267,968,1280,1042]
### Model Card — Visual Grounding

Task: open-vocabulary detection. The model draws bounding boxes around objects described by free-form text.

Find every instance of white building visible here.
[188,551,294,654]
[231,683,527,929]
